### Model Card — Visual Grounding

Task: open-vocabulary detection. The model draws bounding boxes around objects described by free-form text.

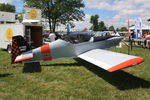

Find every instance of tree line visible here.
[90,14,127,32]
[0,3,15,12]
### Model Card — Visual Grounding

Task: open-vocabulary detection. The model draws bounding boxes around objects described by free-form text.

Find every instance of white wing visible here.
[78,49,144,72]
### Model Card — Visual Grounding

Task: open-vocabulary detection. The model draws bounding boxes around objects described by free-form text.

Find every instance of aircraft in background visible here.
[11,34,144,72]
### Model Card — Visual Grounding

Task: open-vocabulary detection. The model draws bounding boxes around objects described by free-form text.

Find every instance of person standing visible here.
[49,32,56,42]
[146,33,150,48]
[143,33,148,48]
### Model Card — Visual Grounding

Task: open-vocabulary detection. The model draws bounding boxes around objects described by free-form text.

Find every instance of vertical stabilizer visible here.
[11,35,30,64]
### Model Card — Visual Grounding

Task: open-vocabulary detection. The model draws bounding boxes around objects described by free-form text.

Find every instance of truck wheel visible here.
[7,45,11,53]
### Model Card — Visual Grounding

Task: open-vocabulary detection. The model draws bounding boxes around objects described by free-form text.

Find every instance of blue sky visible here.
[0,0,150,30]
[84,7,117,19]
[11,0,24,13]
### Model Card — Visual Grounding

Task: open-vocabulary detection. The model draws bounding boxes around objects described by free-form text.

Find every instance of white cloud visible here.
[72,14,92,30]
[84,0,150,28]
[0,0,20,3]
[85,0,111,10]
[1,0,150,30]
[0,0,12,3]
[58,14,92,31]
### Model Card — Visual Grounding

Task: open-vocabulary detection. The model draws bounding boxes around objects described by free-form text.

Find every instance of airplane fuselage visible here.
[18,36,122,63]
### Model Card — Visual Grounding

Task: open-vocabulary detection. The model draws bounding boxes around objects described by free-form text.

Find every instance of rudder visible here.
[11,35,30,64]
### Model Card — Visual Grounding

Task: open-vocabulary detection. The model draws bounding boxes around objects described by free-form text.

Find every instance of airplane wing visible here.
[78,49,144,72]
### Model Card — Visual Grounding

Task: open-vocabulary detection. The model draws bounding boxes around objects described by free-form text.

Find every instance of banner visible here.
[139,18,142,37]
[134,18,138,38]
[128,18,130,40]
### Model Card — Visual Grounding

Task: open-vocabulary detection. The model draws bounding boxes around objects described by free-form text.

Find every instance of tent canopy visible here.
[130,24,150,30]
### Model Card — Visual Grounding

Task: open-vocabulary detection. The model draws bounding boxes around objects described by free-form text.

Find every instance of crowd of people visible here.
[130,31,150,48]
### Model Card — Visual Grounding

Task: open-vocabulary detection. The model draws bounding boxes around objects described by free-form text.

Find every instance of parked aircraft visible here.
[11,34,144,72]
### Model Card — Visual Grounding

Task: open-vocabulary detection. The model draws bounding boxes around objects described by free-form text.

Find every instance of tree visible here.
[24,0,85,32]
[108,25,115,31]
[16,13,23,23]
[116,28,120,31]
[99,21,107,31]
[116,27,128,32]
[120,27,128,31]
[90,14,99,31]
[0,3,15,12]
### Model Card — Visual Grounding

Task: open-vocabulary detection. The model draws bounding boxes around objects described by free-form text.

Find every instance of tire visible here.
[7,45,11,53]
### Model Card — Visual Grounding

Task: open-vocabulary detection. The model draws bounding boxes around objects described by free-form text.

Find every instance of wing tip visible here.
[108,57,144,72]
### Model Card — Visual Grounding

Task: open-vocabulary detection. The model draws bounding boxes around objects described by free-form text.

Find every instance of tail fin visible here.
[11,35,30,64]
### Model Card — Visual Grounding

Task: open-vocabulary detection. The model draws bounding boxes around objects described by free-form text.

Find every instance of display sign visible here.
[24,8,41,20]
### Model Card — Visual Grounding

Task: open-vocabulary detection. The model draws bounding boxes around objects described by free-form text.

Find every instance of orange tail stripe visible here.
[41,44,51,55]
[108,57,144,72]
[40,44,52,61]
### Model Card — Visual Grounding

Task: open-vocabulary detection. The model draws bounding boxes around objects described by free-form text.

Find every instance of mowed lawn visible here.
[0,47,150,100]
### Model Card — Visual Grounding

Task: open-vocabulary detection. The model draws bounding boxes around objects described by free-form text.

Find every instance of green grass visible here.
[0,47,150,100]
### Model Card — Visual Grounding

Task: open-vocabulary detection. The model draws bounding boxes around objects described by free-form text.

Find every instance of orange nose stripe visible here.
[41,44,51,55]
[40,44,52,61]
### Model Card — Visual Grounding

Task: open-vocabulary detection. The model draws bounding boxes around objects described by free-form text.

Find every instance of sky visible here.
[0,0,150,30]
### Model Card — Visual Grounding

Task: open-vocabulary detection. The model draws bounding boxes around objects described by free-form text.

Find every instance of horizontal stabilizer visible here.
[15,51,33,63]
[78,49,144,72]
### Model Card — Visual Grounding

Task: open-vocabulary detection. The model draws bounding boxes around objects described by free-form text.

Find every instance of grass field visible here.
[0,47,150,100]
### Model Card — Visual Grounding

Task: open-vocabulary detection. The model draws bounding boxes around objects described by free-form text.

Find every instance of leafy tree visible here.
[0,3,15,12]
[99,21,107,31]
[116,27,128,32]
[108,25,115,31]
[90,14,99,31]
[16,13,23,23]
[130,24,134,27]
[24,0,85,32]
[120,27,128,31]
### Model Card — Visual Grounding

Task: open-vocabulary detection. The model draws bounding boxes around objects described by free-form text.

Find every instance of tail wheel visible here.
[7,45,12,53]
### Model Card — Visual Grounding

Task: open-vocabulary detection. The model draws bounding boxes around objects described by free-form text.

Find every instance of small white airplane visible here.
[11,34,144,72]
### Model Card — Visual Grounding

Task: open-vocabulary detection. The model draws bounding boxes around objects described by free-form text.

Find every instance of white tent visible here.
[130,24,150,35]
[130,24,150,30]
